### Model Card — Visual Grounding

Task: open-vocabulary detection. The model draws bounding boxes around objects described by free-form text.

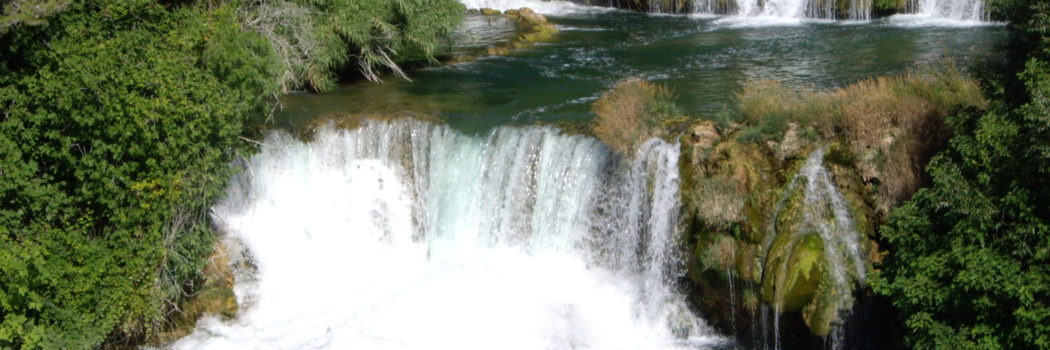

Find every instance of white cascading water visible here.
[765,147,866,350]
[907,0,986,21]
[798,147,866,350]
[170,119,721,349]
[694,0,871,20]
[800,148,867,294]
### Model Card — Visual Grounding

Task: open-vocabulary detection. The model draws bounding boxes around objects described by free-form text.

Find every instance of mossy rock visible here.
[780,234,826,312]
[518,23,557,43]
[449,7,559,64]
[802,280,839,337]
[708,139,778,244]
[759,166,815,311]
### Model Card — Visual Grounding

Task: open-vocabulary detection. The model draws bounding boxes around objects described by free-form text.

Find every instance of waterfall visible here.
[702,0,987,21]
[800,147,866,294]
[694,0,871,20]
[758,147,867,350]
[170,119,721,349]
[907,0,986,21]
[799,148,866,350]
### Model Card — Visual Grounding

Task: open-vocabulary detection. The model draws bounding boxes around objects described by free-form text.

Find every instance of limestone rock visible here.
[690,120,721,151]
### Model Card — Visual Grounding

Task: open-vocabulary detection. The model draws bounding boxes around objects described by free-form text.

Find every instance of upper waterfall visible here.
[908,0,987,21]
[693,0,987,22]
[693,0,872,20]
[170,119,723,349]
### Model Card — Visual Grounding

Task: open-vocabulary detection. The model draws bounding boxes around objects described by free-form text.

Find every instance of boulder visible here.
[690,120,721,151]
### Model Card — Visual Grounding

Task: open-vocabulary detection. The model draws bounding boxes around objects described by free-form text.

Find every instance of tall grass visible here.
[736,65,987,210]
[592,78,681,155]
[738,65,985,141]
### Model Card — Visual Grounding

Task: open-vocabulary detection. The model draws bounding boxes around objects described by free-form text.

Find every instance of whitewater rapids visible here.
[170,119,723,349]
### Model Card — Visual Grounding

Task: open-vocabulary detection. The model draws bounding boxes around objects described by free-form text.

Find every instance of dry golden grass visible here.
[738,81,836,136]
[736,65,986,212]
[592,78,679,155]
[690,174,746,229]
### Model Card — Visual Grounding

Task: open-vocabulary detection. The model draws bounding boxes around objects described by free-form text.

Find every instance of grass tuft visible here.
[592,78,681,156]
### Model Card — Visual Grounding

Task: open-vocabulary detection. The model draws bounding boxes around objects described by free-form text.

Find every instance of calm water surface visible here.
[275,10,1004,133]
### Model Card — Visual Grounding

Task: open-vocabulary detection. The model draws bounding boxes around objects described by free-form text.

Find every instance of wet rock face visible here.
[679,121,879,347]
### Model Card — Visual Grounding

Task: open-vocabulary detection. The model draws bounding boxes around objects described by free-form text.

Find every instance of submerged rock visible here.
[446,8,560,64]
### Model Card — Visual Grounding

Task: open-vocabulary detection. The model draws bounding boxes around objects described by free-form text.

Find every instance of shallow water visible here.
[274,10,1004,133]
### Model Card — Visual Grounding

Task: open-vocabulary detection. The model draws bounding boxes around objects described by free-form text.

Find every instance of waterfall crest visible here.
[908,0,986,21]
[693,0,871,20]
[171,119,721,349]
[692,0,987,21]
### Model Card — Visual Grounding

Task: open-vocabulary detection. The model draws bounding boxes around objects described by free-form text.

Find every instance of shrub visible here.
[592,78,682,155]
[876,2,1050,348]
[0,1,468,348]
[238,0,464,92]
[0,1,278,348]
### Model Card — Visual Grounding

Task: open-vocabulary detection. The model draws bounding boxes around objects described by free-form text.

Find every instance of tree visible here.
[0,1,278,347]
[874,1,1050,348]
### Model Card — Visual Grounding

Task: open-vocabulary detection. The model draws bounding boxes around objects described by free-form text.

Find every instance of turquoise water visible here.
[275,11,1004,133]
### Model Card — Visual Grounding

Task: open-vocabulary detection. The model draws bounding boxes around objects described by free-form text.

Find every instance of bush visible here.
[0,1,469,347]
[875,1,1050,348]
[591,78,682,155]
[241,0,464,91]
[0,1,278,348]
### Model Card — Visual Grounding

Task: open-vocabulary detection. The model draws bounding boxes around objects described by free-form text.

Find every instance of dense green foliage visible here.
[240,0,464,91]
[874,1,1050,348]
[0,0,462,348]
[0,1,279,347]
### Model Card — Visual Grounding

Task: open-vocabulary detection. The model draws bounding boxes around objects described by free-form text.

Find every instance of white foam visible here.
[712,15,809,27]
[884,13,998,27]
[168,120,724,350]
